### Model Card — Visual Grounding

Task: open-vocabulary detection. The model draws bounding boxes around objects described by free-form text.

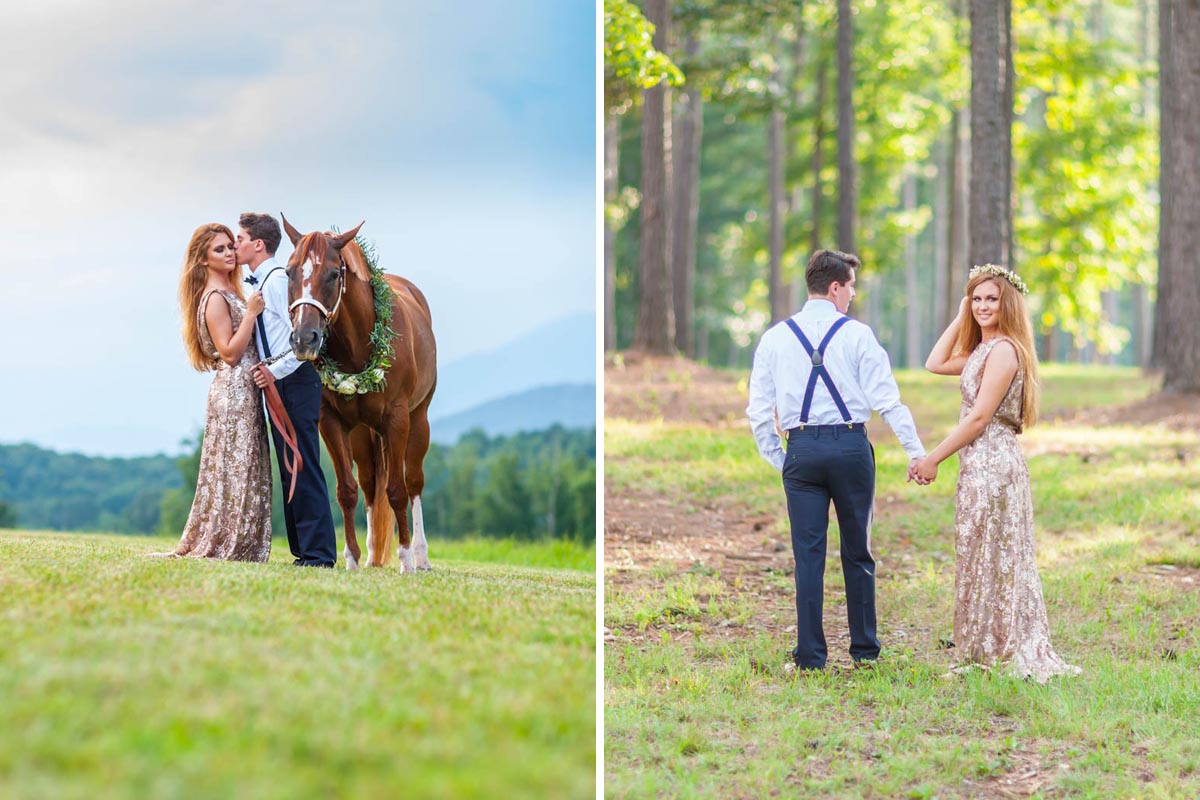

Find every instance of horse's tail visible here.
[369,431,396,566]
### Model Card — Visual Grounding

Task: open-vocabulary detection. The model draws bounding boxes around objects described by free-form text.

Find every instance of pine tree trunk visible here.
[1161,0,1200,392]
[632,0,676,355]
[1102,291,1119,365]
[945,0,970,324]
[969,0,1013,268]
[769,101,787,322]
[837,0,856,254]
[789,4,810,313]
[811,55,828,258]
[934,134,950,331]
[1003,0,1015,267]
[1153,0,1172,368]
[672,34,702,356]
[604,113,619,352]
[904,172,920,367]
[1133,0,1153,367]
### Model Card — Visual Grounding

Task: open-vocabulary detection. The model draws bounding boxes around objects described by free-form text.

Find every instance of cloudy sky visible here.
[0,0,596,457]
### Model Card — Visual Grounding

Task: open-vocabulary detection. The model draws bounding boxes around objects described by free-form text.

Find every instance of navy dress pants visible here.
[269,363,336,566]
[782,425,879,669]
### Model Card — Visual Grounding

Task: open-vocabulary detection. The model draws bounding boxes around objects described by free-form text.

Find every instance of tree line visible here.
[0,426,597,544]
[0,445,181,533]
[605,0,1200,392]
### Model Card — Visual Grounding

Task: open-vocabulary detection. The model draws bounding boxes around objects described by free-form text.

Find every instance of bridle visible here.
[288,259,347,325]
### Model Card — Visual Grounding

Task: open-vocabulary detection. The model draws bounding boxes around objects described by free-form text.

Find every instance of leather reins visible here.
[260,377,302,503]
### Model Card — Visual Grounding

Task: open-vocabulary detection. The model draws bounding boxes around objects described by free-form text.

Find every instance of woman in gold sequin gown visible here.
[912,266,1079,683]
[156,223,273,562]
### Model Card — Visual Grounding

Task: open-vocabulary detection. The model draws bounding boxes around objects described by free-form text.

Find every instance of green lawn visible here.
[605,365,1200,798]
[0,532,596,800]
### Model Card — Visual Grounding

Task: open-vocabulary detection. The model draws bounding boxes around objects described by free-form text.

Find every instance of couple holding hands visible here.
[748,249,1079,683]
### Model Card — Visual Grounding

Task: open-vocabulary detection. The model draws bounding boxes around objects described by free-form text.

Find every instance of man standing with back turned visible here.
[747,249,926,671]
[237,212,337,568]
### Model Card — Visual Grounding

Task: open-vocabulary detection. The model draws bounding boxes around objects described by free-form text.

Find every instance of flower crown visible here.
[970,263,1028,295]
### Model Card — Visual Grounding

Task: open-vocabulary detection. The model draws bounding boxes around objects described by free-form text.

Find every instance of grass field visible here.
[0,532,596,799]
[605,363,1200,798]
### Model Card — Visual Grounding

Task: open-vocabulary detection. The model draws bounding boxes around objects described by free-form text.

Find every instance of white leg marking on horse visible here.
[412,496,432,570]
[365,504,376,566]
[398,545,415,574]
[344,546,360,571]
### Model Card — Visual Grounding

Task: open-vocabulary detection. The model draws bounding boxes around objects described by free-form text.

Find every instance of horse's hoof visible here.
[417,564,433,572]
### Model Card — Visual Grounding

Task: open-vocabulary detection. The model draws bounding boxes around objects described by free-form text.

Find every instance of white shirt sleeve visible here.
[855,328,926,459]
[261,270,303,380]
[747,333,786,471]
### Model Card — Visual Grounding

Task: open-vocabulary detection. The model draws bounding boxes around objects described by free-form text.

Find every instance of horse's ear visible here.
[330,221,365,250]
[341,240,372,282]
[280,213,303,246]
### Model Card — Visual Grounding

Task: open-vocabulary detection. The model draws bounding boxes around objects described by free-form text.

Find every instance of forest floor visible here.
[604,354,1200,799]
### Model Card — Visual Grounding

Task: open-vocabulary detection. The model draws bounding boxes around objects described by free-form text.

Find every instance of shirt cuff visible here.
[268,356,300,381]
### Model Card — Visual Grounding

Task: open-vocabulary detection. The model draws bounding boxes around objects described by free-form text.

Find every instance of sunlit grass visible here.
[0,531,595,800]
[605,365,1200,798]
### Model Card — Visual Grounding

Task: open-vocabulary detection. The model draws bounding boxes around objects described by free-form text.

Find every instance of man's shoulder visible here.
[760,317,800,346]
[827,316,877,343]
[262,262,287,280]
[259,263,289,294]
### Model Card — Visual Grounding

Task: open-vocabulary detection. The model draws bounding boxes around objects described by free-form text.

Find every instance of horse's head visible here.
[280,214,365,360]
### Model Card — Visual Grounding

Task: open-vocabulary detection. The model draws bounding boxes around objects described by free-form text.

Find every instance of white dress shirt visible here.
[747,299,926,470]
[247,257,303,380]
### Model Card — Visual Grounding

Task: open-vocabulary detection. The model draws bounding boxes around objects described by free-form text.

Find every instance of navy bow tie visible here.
[244,275,258,286]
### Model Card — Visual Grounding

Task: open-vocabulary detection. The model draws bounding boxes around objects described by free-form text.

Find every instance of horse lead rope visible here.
[259,367,303,503]
[251,268,304,502]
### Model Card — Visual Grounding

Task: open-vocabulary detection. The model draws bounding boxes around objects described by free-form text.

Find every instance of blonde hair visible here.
[952,272,1040,427]
[179,223,242,371]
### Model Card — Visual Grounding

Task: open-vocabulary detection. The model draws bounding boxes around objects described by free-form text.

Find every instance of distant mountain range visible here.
[0,313,596,458]
[431,313,595,419]
[430,383,596,445]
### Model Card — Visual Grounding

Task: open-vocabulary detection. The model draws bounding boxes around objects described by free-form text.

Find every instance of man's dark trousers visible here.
[782,425,879,669]
[269,362,336,566]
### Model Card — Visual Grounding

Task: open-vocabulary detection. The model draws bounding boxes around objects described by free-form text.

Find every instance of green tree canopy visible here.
[605,0,685,113]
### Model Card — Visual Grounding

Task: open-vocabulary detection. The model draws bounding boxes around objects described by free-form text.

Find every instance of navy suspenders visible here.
[784,316,853,424]
[252,267,285,360]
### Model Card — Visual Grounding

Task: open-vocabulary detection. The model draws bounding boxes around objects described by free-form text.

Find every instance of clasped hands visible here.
[907,457,938,486]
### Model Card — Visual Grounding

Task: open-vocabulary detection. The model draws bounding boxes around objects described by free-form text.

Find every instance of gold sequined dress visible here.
[171,289,272,562]
[954,336,1079,682]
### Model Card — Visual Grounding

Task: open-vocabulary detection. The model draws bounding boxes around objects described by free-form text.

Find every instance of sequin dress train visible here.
[171,289,272,562]
[953,337,1079,683]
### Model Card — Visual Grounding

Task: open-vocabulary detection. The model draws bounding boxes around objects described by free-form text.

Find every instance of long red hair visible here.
[952,272,1040,427]
[179,223,242,371]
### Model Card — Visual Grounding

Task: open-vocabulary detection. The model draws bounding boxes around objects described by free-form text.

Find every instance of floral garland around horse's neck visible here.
[316,235,395,396]
[970,263,1029,295]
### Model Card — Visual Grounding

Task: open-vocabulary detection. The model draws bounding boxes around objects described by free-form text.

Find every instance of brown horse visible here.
[281,216,437,571]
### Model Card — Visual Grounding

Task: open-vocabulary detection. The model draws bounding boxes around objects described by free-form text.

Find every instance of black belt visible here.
[787,422,866,437]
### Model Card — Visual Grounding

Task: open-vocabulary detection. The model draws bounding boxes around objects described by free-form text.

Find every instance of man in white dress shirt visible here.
[237,212,336,568]
[747,249,926,671]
